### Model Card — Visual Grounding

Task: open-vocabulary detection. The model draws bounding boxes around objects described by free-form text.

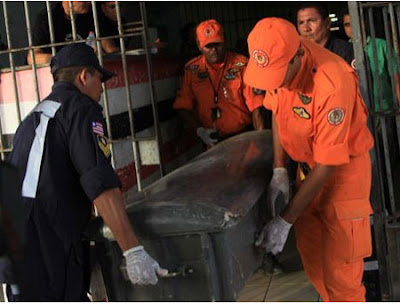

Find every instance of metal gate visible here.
[349,1,400,300]
[0,1,165,192]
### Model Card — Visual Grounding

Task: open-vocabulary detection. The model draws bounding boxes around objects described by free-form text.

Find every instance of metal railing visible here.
[0,1,165,192]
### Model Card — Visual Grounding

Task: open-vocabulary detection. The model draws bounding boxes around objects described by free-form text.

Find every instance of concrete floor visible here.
[238,230,321,302]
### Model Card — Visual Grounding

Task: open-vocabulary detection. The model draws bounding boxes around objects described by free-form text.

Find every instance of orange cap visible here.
[196,19,224,48]
[244,18,300,91]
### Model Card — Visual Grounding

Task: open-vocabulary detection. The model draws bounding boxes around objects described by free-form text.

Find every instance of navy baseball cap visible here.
[50,43,115,82]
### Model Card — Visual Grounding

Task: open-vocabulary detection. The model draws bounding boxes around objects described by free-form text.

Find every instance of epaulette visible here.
[184,55,203,71]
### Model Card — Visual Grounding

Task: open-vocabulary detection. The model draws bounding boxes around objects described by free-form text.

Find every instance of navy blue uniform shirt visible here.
[325,35,355,68]
[8,81,120,301]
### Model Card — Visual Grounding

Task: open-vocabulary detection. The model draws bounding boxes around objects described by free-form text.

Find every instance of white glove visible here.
[268,167,290,216]
[123,245,168,285]
[255,216,292,255]
[196,127,218,147]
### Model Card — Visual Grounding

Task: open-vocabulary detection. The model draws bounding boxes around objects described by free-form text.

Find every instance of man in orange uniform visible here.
[174,19,265,147]
[244,18,374,301]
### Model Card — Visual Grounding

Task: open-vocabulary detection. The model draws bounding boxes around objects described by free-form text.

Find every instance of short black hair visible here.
[297,2,329,20]
[53,65,97,83]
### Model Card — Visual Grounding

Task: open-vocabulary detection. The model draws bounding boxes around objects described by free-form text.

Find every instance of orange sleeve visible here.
[312,84,357,166]
[173,69,195,110]
[242,84,265,112]
[240,65,265,112]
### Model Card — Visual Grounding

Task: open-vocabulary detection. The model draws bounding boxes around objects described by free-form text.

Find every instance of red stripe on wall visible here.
[116,133,201,192]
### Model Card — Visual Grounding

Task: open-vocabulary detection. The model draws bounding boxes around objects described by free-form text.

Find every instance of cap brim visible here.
[201,37,225,48]
[99,67,116,82]
[244,59,287,91]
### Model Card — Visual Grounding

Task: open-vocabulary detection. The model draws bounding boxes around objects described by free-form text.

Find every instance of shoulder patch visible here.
[233,62,246,67]
[253,88,265,95]
[97,135,111,157]
[327,108,345,125]
[297,92,312,105]
[293,107,311,120]
[197,71,209,79]
[92,121,104,136]
[185,64,199,71]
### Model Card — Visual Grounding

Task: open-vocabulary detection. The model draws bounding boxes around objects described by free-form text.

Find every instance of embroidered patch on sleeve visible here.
[297,92,312,105]
[92,121,104,135]
[97,135,111,157]
[327,108,345,125]
[252,88,266,95]
[293,107,311,119]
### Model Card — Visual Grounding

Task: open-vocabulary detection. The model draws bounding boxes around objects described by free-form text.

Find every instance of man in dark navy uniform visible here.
[296,2,356,69]
[9,44,167,301]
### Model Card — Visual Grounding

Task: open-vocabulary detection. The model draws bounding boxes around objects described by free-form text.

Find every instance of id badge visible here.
[211,107,221,121]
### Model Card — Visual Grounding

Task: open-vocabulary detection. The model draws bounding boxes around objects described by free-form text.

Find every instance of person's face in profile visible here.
[101,2,118,22]
[200,42,226,64]
[343,14,352,40]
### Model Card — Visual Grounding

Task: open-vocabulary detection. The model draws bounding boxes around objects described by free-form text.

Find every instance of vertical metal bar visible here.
[377,7,397,215]
[369,8,385,111]
[349,2,391,301]
[68,1,77,41]
[3,1,22,124]
[115,2,144,190]
[382,6,398,111]
[24,1,41,104]
[140,2,165,177]
[91,1,116,169]
[45,1,56,56]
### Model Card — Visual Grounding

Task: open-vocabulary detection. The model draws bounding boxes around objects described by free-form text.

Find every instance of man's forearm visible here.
[252,107,265,130]
[281,163,334,224]
[94,187,139,252]
[27,50,52,65]
[272,113,287,168]
[177,109,200,132]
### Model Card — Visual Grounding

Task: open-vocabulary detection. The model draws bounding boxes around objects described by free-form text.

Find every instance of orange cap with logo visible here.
[196,19,224,48]
[244,17,300,91]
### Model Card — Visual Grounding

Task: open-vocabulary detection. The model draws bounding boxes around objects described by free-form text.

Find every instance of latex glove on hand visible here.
[268,167,290,216]
[123,245,168,285]
[196,127,218,147]
[255,216,292,255]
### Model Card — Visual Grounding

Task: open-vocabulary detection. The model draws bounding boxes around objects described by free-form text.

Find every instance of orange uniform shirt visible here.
[264,39,374,167]
[173,52,264,137]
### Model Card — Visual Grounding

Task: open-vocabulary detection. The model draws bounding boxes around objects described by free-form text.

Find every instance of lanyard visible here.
[206,55,228,107]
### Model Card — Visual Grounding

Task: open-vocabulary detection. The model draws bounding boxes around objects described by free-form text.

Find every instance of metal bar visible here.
[140,2,165,177]
[383,6,398,111]
[362,2,400,9]
[0,32,142,55]
[91,1,116,170]
[3,1,22,126]
[349,2,392,300]
[24,1,41,104]
[117,2,143,190]
[68,1,77,41]
[45,1,56,56]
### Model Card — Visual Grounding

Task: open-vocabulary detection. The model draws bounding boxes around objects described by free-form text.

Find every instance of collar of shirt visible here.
[286,40,315,93]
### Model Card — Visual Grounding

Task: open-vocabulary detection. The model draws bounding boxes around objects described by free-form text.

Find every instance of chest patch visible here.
[224,73,236,80]
[234,62,245,67]
[197,71,209,79]
[97,135,111,158]
[327,108,345,125]
[293,107,311,120]
[252,88,265,95]
[297,92,312,105]
[92,121,104,136]
[186,64,199,73]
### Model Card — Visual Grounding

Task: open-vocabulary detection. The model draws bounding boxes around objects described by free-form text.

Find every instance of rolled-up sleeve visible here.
[312,83,357,165]
[69,103,120,201]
